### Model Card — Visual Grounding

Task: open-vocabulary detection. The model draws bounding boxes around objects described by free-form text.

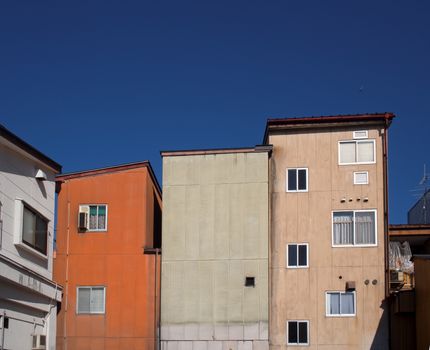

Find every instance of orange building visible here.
[54,161,162,350]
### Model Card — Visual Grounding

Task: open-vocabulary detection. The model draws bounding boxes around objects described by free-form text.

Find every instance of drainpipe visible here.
[63,182,71,350]
[1,310,5,350]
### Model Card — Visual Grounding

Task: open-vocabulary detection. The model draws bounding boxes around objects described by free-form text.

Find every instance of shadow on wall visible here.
[370,299,390,350]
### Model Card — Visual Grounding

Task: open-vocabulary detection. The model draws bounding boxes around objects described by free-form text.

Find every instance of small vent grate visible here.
[245,276,255,287]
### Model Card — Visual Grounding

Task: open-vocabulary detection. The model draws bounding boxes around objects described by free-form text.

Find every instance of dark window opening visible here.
[153,193,162,249]
[245,276,255,287]
[0,316,9,329]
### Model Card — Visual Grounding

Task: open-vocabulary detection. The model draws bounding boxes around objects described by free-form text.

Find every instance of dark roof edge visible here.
[263,113,395,144]
[389,224,430,230]
[56,161,162,197]
[0,124,62,172]
[161,145,273,157]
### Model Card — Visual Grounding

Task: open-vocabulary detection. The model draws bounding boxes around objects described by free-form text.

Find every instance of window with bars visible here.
[287,320,309,345]
[339,140,375,164]
[77,286,106,314]
[287,243,308,268]
[286,168,308,192]
[332,210,376,246]
[326,291,356,316]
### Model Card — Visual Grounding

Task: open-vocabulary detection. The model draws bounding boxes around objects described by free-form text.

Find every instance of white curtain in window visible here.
[357,141,374,162]
[91,287,105,313]
[340,292,355,314]
[78,288,91,313]
[329,293,340,314]
[339,142,356,163]
[333,212,353,245]
[355,211,375,244]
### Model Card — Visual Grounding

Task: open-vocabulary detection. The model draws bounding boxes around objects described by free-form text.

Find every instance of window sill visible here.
[332,244,377,248]
[339,161,376,166]
[286,266,309,269]
[15,242,48,260]
[325,314,356,318]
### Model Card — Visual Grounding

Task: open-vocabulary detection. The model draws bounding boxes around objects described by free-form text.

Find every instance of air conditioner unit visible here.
[78,205,89,231]
[32,334,46,350]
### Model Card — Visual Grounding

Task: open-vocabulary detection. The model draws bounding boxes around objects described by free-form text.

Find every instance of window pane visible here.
[355,211,375,244]
[98,205,106,229]
[333,212,353,245]
[89,206,98,230]
[298,169,307,190]
[329,292,340,314]
[339,142,356,163]
[298,322,308,344]
[35,216,48,254]
[288,169,297,191]
[357,141,374,162]
[298,245,307,266]
[91,287,105,313]
[22,207,36,245]
[78,288,91,313]
[288,245,297,267]
[288,321,298,343]
[341,292,355,315]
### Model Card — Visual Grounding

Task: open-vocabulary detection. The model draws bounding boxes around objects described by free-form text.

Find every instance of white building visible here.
[0,124,62,350]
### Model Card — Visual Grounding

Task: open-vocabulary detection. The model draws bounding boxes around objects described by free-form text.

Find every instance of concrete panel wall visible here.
[162,152,270,350]
[269,127,388,350]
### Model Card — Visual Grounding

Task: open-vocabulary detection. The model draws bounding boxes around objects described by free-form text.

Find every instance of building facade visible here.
[0,124,62,350]
[54,162,162,350]
[265,114,394,349]
[161,147,272,350]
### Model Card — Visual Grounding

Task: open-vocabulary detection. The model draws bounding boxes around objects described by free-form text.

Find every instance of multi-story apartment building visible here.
[0,124,62,350]
[54,161,162,350]
[265,113,394,349]
[161,146,272,350]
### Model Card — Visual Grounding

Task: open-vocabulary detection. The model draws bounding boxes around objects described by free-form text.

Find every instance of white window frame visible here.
[353,130,368,139]
[13,199,49,259]
[286,168,308,192]
[79,204,108,232]
[76,286,106,314]
[325,291,356,317]
[353,171,369,185]
[338,139,376,165]
[286,243,309,268]
[331,209,377,247]
[287,320,309,346]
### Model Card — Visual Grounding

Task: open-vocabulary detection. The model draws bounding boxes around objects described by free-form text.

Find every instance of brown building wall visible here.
[415,258,430,350]
[268,126,388,349]
[54,165,161,350]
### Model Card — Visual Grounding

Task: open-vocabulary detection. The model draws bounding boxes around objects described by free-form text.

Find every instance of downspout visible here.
[382,118,391,348]
[1,310,5,350]
[63,182,71,350]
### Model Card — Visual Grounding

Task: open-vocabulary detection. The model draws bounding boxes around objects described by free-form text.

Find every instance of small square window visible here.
[287,244,308,268]
[354,172,368,185]
[77,286,106,314]
[326,291,356,316]
[78,205,108,232]
[287,320,309,345]
[286,168,308,192]
[245,277,255,287]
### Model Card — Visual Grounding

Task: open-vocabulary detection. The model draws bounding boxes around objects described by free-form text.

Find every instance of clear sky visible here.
[1,1,429,224]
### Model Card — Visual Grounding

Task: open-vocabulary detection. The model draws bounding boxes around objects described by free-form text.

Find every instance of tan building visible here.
[161,146,272,350]
[265,113,394,349]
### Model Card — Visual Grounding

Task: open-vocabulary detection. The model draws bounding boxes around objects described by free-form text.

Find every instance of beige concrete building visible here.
[161,146,272,350]
[265,114,394,349]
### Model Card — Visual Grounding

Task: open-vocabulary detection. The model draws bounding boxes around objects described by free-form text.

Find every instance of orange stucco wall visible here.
[54,166,161,350]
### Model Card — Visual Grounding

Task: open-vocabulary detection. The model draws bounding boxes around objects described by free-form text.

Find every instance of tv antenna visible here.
[410,164,430,223]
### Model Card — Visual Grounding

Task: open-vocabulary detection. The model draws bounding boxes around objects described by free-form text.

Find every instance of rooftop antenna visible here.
[412,164,430,224]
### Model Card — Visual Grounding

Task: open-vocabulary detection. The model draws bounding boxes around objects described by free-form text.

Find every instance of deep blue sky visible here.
[1,1,429,223]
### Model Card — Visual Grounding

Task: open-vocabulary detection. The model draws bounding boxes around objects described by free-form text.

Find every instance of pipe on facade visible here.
[63,182,71,350]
